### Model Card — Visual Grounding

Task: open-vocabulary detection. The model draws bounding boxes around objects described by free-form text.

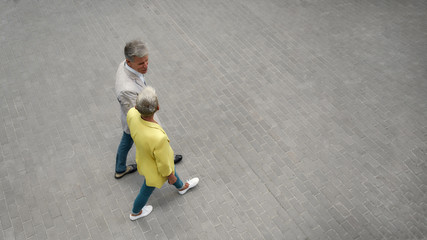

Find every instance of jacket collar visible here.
[123,61,145,85]
[140,117,166,134]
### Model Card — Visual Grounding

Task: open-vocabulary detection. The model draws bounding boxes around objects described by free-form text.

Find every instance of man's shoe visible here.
[174,155,183,164]
[178,177,199,195]
[115,164,137,179]
[129,205,153,221]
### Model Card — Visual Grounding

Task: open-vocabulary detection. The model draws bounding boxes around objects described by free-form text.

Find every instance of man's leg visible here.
[173,171,199,195]
[115,132,136,178]
[172,171,184,189]
[130,179,155,220]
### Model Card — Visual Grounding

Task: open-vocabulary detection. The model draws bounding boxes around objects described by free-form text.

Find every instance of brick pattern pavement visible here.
[0,0,426,239]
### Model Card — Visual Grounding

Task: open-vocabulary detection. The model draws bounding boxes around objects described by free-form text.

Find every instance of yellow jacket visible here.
[127,108,174,188]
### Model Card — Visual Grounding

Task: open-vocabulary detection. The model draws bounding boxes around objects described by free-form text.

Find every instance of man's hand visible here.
[168,172,177,185]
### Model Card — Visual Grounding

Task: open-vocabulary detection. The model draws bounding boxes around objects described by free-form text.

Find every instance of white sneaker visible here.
[129,205,153,221]
[178,178,199,195]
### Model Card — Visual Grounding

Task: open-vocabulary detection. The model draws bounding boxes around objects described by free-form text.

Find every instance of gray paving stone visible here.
[1,0,427,239]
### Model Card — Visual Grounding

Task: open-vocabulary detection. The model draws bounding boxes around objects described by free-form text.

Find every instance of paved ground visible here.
[1,0,426,239]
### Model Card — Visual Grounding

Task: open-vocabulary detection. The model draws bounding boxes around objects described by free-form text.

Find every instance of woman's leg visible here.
[132,179,155,214]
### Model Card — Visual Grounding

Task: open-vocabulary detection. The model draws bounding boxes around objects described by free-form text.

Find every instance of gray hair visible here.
[124,40,148,62]
[136,86,158,117]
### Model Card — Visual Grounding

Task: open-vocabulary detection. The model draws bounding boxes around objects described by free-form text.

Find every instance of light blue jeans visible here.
[115,132,134,173]
[132,170,183,214]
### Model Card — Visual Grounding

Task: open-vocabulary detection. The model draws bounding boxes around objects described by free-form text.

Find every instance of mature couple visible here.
[114,40,199,220]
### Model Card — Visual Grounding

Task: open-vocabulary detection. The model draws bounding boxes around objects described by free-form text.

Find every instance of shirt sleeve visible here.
[153,135,174,177]
[118,90,138,115]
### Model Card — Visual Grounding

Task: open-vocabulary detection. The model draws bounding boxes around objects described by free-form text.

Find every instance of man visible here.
[127,86,199,220]
[114,39,182,179]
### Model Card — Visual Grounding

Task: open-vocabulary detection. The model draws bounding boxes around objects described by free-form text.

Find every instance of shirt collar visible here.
[125,62,146,85]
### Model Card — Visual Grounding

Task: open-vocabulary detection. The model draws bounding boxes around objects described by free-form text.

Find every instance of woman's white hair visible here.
[136,86,158,117]
[124,39,148,62]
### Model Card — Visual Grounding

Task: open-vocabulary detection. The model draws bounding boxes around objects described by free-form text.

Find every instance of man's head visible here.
[136,86,159,117]
[124,40,149,74]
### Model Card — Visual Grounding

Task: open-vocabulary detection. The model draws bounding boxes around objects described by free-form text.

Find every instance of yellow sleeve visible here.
[153,134,174,177]
[126,107,136,126]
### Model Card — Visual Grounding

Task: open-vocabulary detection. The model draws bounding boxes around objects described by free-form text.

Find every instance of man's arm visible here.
[153,135,174,179]
[118,90,138,115]
[167,173,177,184]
